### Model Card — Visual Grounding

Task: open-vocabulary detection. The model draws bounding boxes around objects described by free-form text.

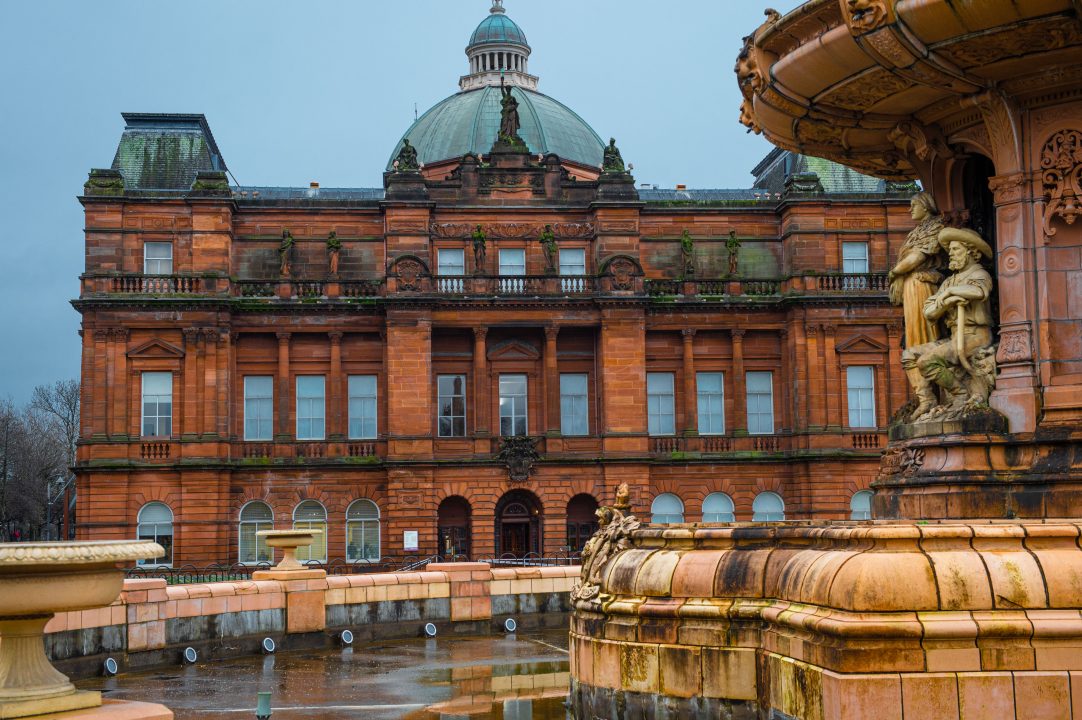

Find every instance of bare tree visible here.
[32,379,80,467]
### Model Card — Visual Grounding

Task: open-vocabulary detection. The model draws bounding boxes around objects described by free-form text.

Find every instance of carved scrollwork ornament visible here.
[571,483,641,605]
[496,436,541,483]
[843,0,891,33]
[1041,129,1082,238]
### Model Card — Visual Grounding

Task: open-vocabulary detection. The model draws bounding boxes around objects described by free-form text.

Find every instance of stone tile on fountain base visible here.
[29,700,172,720]
[0,692,101,720]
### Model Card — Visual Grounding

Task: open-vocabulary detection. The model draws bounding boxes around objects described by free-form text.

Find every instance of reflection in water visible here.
[78,629,572,719]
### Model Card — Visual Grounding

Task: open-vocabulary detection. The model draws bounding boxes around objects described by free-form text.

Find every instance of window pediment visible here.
[487,339,540,361]
[835,334,887,353]
[127,339,185,359]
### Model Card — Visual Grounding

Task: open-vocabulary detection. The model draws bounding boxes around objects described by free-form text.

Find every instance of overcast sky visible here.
[0,0,802,404]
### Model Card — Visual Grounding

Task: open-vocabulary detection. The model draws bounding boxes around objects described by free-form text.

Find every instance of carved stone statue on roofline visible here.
[602,138,625,174]
[395,139,419,172]
[901,226,998,423]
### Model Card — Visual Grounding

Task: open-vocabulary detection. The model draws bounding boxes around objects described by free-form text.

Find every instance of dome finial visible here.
[491,0,505,14]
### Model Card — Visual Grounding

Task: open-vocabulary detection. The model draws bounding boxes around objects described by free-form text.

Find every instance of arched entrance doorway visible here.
[495,490,542,556]
[565,494,598,553]
[437,496,471,559]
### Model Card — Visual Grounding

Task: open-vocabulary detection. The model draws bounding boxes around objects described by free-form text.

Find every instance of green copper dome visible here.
[387,86,605,170]
[469,12,529,48]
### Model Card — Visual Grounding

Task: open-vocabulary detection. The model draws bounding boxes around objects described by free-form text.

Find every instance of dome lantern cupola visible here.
[461,0,538,92]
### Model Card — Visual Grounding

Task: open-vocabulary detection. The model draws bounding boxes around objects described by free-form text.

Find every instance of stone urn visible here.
[253,530,325,580]
[0,540,163,719]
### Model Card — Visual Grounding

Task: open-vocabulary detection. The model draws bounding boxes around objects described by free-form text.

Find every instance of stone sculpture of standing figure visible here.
[327,231,342,277]
[499,84,521,141]
[889,193,946,393]
[279,230,294,277]
[472,225,487,273]
[539,224,558,273]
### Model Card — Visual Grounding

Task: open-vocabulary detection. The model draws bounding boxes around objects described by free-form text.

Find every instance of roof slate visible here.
[111,113,226,191]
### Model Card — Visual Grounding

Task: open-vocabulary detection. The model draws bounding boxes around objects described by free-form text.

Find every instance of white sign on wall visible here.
[403,530,419,552]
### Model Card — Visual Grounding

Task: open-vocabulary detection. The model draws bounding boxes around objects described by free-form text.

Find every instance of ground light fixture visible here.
[182,647,198,664]
[423,622,438,638]
[339,629,354,646]
[261,637,276,654]
[256,691,272,719]
[102,657,118,676]
[503,618,518,633]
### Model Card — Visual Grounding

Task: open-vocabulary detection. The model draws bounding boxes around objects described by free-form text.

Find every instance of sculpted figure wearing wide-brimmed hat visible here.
[901,227,996,421]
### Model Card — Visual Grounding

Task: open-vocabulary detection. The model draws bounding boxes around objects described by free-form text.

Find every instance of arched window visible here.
[238,501,273,565]
[752,492,785,522]
[438,496,471,558]
[702,493,735,523]
[651,493,684,524]
[346,500,380,563]
[566,494,599,553]
[137,502,173,566]
[293,500,328,563]
[850,490,873,521]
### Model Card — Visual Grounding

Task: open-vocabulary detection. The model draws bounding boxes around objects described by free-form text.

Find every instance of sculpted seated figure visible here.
[902,227,997,422]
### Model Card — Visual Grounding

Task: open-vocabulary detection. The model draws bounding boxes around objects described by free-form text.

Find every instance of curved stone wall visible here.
[570,521,1082,719]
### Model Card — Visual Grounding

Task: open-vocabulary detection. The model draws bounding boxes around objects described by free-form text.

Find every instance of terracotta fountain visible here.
[0,540,170,719]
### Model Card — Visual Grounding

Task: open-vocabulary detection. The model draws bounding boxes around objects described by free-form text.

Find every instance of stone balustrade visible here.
[45,563,578,678]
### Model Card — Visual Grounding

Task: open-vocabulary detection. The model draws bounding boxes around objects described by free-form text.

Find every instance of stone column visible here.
[823,324,840,430]
[682,329,697,435]
[731,329,746,434]
[473,328,489,437]
[216,330,230,437]
[182,328,200,438]
[778,327,791,433]
[987,172,1041,433]
[110,329,129,438]
[805,324,823,430]
[196,329,209,436]
[329,332,344,440]
[92,329,108,438]
[276,332,291,439]
[78,330,94,440]
[545,326,560,435]
[791,322,807,433]
[885,321,903,420]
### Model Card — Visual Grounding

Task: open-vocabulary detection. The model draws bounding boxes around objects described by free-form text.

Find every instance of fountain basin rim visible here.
[0,541,163,569]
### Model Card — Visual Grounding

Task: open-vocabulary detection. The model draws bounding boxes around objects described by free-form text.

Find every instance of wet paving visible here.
[78,629,573,719]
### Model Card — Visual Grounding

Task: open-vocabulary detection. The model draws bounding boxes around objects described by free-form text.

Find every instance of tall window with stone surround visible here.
[296,376,326,440]
[647,373,675,436]
[696,372,725,435]
[137,502,173,566]
[346,499,380,563]
[243,376,273,441]
[141,372,172,438]
[499,374,528,436]
[238,501,273,565]
[143,242,173,275]
[560,373,588,436]
[438,375,467,437]
[842,241,869,273]
[846,365,877,428]
[293,500,328,563]
[746,371,774,435]
[348,375,378,439]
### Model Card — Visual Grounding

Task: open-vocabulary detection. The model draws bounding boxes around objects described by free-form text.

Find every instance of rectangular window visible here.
[499,248,526,275]
[296,376,326,440]
[647,372,675,436]
[559,248,586,275]
[348,375,378,439]
[560,373,589,436]
[696,372,725,435]
[847,365,877,428]
[143,242,173,275]
[499,374,528,437]
[438,248,465,276]
[842,241,869,274]
[559,247,587,292]
[243,376,273,441]
[141,372,173,438]
[438,375,467,437]
[746,371,774,435]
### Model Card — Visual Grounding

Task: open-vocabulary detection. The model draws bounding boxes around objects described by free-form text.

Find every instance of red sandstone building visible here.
[74,3,914,567]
